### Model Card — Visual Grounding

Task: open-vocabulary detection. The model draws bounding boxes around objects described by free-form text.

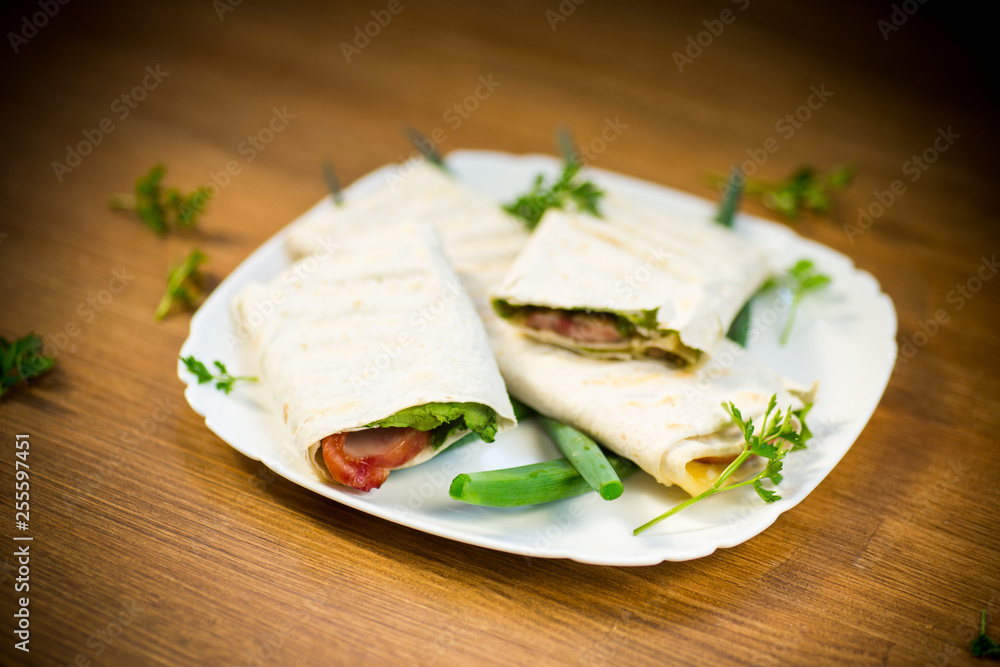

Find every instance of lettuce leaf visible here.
[492,299,661,337]
[367,402,499,449]
[620,307,659,333]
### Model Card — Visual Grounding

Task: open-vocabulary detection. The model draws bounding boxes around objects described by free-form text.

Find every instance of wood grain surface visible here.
[2,0,998,665]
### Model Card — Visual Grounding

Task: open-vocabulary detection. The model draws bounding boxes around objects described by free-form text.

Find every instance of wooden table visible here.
[2,0,998,664]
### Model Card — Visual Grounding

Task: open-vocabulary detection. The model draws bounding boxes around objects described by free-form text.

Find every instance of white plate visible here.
[178,150,897,566]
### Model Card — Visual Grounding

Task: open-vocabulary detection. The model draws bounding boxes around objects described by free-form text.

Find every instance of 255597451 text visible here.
[13,433,32,653]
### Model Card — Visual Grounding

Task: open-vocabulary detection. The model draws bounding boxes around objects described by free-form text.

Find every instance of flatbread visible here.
[489,325,806,496]
[491,204,770,364]
[233,221,516,482]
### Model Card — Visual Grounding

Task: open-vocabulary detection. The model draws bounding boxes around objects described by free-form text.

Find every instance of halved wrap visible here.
[233,222,516,491]
[490,326,808,497]
[491,207,771,367]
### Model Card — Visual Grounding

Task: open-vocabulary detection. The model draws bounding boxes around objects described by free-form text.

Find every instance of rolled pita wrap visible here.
[233,222,516,491]
[491,205,771,367]
[489,325,808,497]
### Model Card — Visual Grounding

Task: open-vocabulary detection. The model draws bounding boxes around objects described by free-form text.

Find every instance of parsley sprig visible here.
[763,260,832,345]
[1,333,55,399]
[155,249,208,321]
[708,164,854,221]
[180,356,257,394]
[634,395,812,535]
[503,132,604,230]
[504,160,604,230]
[973,610,1000,659]
[109,164,210,235]
[745,164,854,220]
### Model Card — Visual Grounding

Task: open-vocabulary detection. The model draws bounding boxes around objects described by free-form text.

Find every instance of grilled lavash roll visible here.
[489,326,808,497]
[491,207,771,367]
[233,222,516,489]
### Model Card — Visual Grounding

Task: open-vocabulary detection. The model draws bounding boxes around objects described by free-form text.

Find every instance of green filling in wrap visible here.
[494,299,655,338]
[367,402,499,449]
[492,299,700,367]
